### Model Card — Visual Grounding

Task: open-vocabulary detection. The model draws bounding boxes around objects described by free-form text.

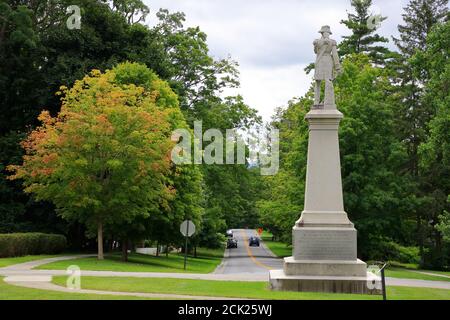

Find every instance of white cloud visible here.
[223,63,312,121]
[143,0,410,121]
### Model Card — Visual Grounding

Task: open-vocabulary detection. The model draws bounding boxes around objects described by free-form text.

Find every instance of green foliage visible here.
[339,0,392,65]
[110,0,150,24]
[393,0,448,56]
[0,2,43,134]
[335,55,413,256]
[37,249,223,274]
[257,98,309,242]
[8,63,182,258]
[437,205,450,243]
[0,233,66,258]
[0,132,26,232]
[412,19,450,267]
[366,239,420,264]
[0,1,256,251]
[259,55,414,257]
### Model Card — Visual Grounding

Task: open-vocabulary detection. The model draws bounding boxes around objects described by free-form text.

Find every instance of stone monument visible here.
[269,26,379,294]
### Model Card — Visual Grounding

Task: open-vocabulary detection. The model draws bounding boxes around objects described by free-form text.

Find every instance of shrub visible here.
[0,233,66,258]
[363,236,420,264]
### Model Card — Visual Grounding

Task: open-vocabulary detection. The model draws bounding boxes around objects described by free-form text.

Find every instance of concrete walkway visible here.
[1,254,449,299]
[413,271,450,279]
[4,280,241,300]
[0,255,247,300]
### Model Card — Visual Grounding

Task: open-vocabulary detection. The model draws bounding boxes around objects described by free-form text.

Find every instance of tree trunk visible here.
[194,246,197,258]
[108,237,114,252]
[156,240,160,257]
[97,220,104,260]
[166,244,169,257]
[122,238,128,262]
[417,213,424,266]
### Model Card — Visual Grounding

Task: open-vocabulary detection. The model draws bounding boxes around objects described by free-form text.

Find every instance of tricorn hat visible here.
[319,25,332,34]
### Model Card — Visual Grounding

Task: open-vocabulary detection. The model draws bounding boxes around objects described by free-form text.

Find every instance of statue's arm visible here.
[331,41,342,73]
[313,40,319,54]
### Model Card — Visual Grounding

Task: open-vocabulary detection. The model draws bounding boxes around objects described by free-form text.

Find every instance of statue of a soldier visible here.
[313,25,342,108]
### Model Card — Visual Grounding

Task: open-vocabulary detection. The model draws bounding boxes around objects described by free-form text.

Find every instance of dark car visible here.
[226,238,238,249]
[248,236,260,247]
[226,229,233,238]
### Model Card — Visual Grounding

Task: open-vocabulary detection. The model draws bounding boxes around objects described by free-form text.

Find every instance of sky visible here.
[143,0,411,121]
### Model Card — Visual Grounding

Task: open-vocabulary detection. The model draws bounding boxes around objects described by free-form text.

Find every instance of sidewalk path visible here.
[1,254,449,300]
[4,280,242,300]
[412,271,450,280]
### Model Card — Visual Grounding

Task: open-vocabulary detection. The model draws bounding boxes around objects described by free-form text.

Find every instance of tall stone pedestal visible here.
[269,107,380,294]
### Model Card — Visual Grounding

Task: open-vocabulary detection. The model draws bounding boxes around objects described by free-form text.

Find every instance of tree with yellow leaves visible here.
[9,63,183,259]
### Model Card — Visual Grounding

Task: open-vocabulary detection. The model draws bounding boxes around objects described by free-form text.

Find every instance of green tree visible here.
[1,1,243,247]
[148,9,240,119]
[391,0,448,265]
[339,0,391,64]
[260,55,413,260]
[335,55,412,258]
[8,63,181,259]
[393,0,448,56]
[110,0,149,24]
[258,98,310,243]
[100,62,204,261]
[0,2,43,133]
[414,20,450,267]
[437,200,450,243]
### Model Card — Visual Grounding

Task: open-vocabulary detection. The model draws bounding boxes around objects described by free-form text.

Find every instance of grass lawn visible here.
[422,270,450,277]
[0,277,147,300]
[36,247,224,274]
[52,276,450,300]
[260,232,291,258]
[0,255,58,268]
[385,268,450,282]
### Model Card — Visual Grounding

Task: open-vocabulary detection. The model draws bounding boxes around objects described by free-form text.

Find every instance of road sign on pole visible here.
[180,220,196,270]
[180,220,196,237]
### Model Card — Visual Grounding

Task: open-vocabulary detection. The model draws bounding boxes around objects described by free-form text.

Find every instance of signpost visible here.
[379,262,388,301]
[180,220,196,270]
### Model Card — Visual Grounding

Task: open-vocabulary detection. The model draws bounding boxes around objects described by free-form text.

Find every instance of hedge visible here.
[366,238,421,264]
[0,233,67,258]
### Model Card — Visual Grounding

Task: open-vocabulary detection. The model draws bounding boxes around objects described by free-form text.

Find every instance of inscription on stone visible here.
[294,229,356,261]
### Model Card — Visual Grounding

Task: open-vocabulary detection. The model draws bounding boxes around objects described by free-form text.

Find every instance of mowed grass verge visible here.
[385,268,450,282]
[0,277,147,300]
[36,248,224,273]
[52,276,450,300]
[0,255,57,268]
[260,232,291,258]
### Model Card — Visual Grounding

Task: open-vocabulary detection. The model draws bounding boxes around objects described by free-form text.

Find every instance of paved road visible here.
[213,229,283,275]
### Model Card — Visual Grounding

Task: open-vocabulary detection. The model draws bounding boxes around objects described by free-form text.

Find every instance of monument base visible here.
[293,226,357,261]
[269,269,380,294]
[269,240,381,294]
[283,257,367,276]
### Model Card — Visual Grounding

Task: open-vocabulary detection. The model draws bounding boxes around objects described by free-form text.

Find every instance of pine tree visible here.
[393,0,448,57]
[339,0,391,64]
[392,0,448,267]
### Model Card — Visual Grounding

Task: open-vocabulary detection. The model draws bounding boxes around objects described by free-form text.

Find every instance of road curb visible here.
[212,246,229,274]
